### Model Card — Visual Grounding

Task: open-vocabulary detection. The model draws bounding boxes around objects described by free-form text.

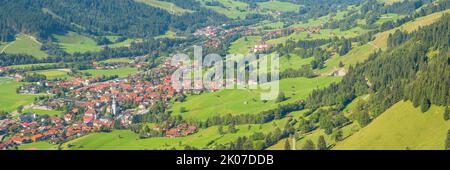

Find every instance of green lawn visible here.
[268,27,368,45]
[18,141,59,150]
[279,55,314,72]
[155,30,183,39]
[0,78,41,112]
[136,0,192,15]
[1,34,48,59]
[198,0,254,19]
[258,1,301,12]
[82,67,138,78]
[23,109,62,117]
[9,63,59,69]
[334,101,449,150]
[228,36,261,54]
[170,76,341,121]
[29,69,71,80]
[55,32,103,54]
[55,32,140,54]
[99,58,133,64]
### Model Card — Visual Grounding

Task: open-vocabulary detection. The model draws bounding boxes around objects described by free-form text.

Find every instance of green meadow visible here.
[55,32,140,54]
[23,109,63,117]
[228,36,261,54]
[258,1,301,12]
[29,69,71,80]
[267,27,368,45]
[99,58,132,64]
[136,0,192,15]
[155,30,182,39]
[9,63,59,69]
[334,101,449,150]
[198,0,253,19]
[0,78,41,112]
[170,76,341,121]
[55,32,103,54]
[1,34,48,59]
[82,67,138,78]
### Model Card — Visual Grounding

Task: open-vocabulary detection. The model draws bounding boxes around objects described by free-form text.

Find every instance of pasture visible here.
[0,78,41,112]
[170,76,341,121]
[334,101,449,150]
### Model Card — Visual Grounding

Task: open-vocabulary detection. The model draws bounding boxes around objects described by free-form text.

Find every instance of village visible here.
[0,60,202,150]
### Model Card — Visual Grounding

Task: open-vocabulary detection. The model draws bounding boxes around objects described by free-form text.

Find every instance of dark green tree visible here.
[420,99,431,112]
[317,135,327,150]
[444,107,450,121]
[284,138,291,150]
[446,129,450,150]
[302,139,315,150]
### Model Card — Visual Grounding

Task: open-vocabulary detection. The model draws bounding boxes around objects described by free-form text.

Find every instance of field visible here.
[334,101,449,150]
[18,141,59,150]
[0,34,48,59]
[54,32,103,54]
[136,0,192,15]
[55,32,140,54]
[198,0,253,19]
[23,109,62,117]
[378,0,404,5]
[9,63,59,69]
[279,55,314,72]
[98,58,132,64]
[257,1,301,12]
[29,69,71,80]
[0,78,41,112]
[82,67,138,78]
[170,76,341,121]
[155,30,182,39]
[267,27,368,45]
[228,36,261,54]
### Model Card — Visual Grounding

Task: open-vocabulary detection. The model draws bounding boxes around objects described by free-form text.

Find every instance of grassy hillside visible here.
[55,32,140,54]
[1,34,48,59]
[257,1,301,12]
[198,0,253,19]
[136,0,192,15]
[0,78,41,112]
[170,76,341,121]
[228,36,261,54]
[334,101,449,150]
[319,9,450,74]
[55,32,103,54]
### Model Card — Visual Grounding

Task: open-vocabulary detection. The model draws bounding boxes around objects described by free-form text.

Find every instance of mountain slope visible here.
[334,101,449,150]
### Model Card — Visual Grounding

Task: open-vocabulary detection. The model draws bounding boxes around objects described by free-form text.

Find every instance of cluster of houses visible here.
[1,60,201,150]
[0,112,106,150]
[253,42,273,53]
[0,66,9,73]
[165,123,197,138]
